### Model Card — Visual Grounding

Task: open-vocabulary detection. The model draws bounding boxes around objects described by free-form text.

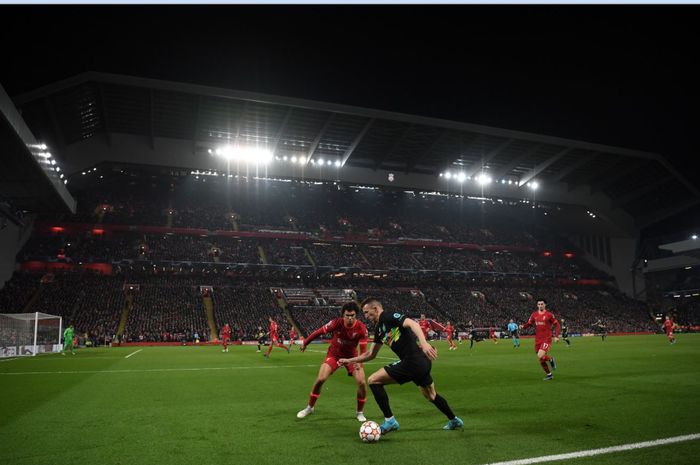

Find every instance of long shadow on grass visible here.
[0,348,127,429]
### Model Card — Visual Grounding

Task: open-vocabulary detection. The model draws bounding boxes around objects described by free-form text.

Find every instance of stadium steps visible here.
[230,217,239,231]
[116,294,133,337]
[410,253,424,268]
[357,250,372,268]
[303,248,315,267]
[423,296,452,323]
[258,246,269,264]
[202,296,219,342]
[166,212,173,228]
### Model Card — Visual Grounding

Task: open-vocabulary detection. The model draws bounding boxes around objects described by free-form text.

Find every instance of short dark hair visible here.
[360,297,382,308]
[536,298,547,304]
[342,301,361,315]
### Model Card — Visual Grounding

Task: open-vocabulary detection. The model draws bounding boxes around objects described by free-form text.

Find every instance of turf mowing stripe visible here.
[304,348,398,361]
[0,361,389,376]
[0,358,18,362]
[125,349,143,359]
[482,433,700,465]
[305,348,398,361]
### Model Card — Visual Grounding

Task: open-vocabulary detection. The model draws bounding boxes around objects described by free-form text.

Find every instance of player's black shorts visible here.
[258,338,266,345]
[510,330,519,338]
[384,356,433,387]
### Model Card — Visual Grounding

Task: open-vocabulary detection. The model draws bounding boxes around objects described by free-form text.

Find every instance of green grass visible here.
[1,335,698,465]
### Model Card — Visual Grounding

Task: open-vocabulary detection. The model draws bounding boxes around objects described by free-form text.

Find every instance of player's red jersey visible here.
[445,324,454,338]
[269,320,279,339]
[304,318,368,358]
[222,325,231,338]
[489,327,495,336]
[663,320,674,334]
[419,319,430,337]
[522,310,560,343]
[290,327,297,340]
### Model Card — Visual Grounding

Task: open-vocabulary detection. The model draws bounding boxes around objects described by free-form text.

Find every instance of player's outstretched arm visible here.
[300,326,325,352]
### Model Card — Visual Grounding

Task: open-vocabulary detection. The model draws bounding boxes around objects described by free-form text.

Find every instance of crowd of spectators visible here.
[2,166,662,344]
[0,273,41,313]
[211,285,289,339]
[0,267,658,344]
[123,276,209,343]
[308,243,367,268]
[264,241,310,265]
[46,168,574,250]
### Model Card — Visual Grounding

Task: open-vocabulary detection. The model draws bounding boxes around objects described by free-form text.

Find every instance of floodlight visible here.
[291,156,297,163]
[444,172,452,180]
[456,172,466,183]
[335,160,341,167]
[476,173,492,185]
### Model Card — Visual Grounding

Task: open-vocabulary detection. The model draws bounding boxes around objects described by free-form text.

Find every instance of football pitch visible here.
[1,335,698,465]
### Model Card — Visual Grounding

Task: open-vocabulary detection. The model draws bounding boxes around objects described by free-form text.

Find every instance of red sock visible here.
[540,360,551,374]
[265,344,273,356]
[357,396,366,412]
[308,392,320,408]
[277,343,287,349]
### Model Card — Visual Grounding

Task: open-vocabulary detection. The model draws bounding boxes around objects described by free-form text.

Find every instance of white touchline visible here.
[482,433,700,465]
[125,349,143,359]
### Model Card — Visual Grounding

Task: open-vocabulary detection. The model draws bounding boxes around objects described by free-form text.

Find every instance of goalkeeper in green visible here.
[62,325,75,355]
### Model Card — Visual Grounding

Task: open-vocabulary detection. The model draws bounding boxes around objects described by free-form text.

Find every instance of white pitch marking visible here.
[125,349,143,359]
[481,433,700,465]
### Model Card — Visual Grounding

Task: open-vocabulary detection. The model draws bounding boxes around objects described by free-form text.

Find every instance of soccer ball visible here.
[359,420,381,443]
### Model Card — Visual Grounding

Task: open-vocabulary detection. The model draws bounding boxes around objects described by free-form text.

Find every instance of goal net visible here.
[0,312,63,357]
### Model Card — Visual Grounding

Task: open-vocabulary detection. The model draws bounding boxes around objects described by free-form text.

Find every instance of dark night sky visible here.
[2,5,699,235]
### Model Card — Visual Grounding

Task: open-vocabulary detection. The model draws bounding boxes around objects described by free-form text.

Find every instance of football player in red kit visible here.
[662,316,677,344]
[264,317,291,358]
[221,323,231,353]
[297,302,369,421]
[521,299,560,381]
[289,326,299,349]
[445,321,457,350]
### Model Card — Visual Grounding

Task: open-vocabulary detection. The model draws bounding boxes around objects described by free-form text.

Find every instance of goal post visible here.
[0,312,63,357]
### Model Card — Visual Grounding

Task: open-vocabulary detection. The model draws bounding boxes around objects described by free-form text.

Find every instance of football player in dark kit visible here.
[338,298,464,433]
[560,318,571,346]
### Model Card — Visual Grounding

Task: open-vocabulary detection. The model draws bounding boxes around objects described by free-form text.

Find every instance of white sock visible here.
[385,416,394,422]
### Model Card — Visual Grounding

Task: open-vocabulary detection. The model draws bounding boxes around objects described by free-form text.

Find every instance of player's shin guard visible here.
[369,384,393,418]
[431,394,456,420]
[540,360,551,374]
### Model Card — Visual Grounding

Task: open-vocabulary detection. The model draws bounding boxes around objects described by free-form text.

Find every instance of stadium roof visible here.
[13,72,700,228]
[0,84,75,215]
